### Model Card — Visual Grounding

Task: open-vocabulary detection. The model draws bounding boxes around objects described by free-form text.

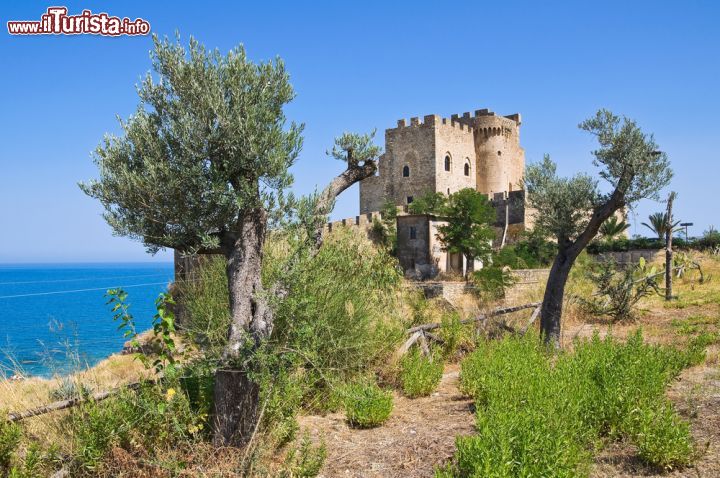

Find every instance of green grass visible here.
[441,331,699,477]
[400,350,444,398]
[343,381,393,429]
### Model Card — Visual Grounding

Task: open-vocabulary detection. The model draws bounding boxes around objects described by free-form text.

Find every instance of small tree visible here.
[80,36,381,446]
[525,110,672,346]
[435,188,495,276]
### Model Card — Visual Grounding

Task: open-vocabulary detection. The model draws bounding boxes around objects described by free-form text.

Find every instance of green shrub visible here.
[271,228,404,407]
[343,382,393,428]
[400,350,443,398]
[0,419,21,470]
[630,402,694,470]
[438,312,473,358]
[175,256,231,360]
[471,266,515,300]
[70,382,201,471]
[49,377,92,401]
[281,432,326,478]
[447,331,696,477]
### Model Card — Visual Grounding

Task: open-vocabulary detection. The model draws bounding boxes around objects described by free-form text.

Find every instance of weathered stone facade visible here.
[359,108,526,214]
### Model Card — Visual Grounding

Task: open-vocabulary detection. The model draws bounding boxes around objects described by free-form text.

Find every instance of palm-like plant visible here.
[642,212,680,239]
[599,216,630,240]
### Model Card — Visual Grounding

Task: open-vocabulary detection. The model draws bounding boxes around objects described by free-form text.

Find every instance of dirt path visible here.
[298,364,474,478]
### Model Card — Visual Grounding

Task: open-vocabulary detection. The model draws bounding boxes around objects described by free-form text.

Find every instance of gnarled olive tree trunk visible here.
[212,157,378,447]
[540,193,623,347]
[213,208,271,447]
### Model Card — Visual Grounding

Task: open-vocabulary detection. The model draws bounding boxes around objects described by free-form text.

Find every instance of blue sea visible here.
[0,263,174,377]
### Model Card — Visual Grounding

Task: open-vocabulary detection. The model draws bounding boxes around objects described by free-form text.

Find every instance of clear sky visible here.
[1,1,718,263]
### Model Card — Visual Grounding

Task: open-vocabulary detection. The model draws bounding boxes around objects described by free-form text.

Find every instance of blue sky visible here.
[1,1,718,262]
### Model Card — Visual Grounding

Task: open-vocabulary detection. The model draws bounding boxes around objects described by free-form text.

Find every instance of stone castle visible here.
[355,108,531,277]
[359,108,525,214]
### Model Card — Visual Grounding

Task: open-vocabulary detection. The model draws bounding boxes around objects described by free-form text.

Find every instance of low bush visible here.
[49,377,92,401]
[270,228,404,409]
[445,331,697,477]
[630,402,694,470]
[69,379,203,472]
[438,312,474,359]
[0,419,21,471]
[400,350,443,398]
[280,432,326,478]
[343,381,393,429]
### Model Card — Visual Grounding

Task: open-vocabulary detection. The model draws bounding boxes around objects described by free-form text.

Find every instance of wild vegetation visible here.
[1,33,716,477]
[438,331,698,478]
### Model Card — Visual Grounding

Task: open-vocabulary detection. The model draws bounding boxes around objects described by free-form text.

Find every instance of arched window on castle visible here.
[444,154,451,172]
[402,165,410,177]
[464,159,471,176]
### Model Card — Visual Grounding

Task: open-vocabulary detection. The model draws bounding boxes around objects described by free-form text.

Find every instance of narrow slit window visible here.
[444,155,451,171]
[409,226,417,240]
[464,162,470,176]
[402,165,410,177]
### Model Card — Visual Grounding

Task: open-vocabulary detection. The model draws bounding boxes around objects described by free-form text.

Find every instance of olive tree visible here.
[80,35,381,446]
[525,110,671,346]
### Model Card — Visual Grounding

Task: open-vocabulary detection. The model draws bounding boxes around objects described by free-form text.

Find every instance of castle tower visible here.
[358,108,525,214]
[452,109,525,197]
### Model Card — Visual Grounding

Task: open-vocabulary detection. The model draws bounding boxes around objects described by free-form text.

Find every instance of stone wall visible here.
[595,249,663,264]
[504,268,550,304]
[410,268,549,308]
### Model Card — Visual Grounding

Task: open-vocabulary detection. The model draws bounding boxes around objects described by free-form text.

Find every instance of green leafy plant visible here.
[400,349,443,398]
[447,331,696,477]
[599,215,630,240]
[438,312,473,358]
[49,377,92,401]
[0,419,21,471]
[150,293,178,373]
[471,266,516,301]
[630,402,694,470]
[579,258,661,322]
[106,289,178,374]
[281,432,327,478]
[343,381,393,428]
[642,212,680,240]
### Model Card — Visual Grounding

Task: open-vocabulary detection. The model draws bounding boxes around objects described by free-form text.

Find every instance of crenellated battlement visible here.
[392,108,521,137]
[324,206,410,234]
[393,114,474,133]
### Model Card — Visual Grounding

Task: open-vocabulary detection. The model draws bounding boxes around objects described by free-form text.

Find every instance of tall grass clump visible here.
[0,419,21,471]
[269,228,404,407]
[68,377,206,473]
[443,331,698,477]
[400,349,443,398]
[343,381,393,428]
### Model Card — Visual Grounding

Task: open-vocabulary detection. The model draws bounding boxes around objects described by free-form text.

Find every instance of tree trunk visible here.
[540,249,574,348]
[212,208,271,447]
[665,192,675,301]
[465,254,475,277]
[313,158,377,249]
